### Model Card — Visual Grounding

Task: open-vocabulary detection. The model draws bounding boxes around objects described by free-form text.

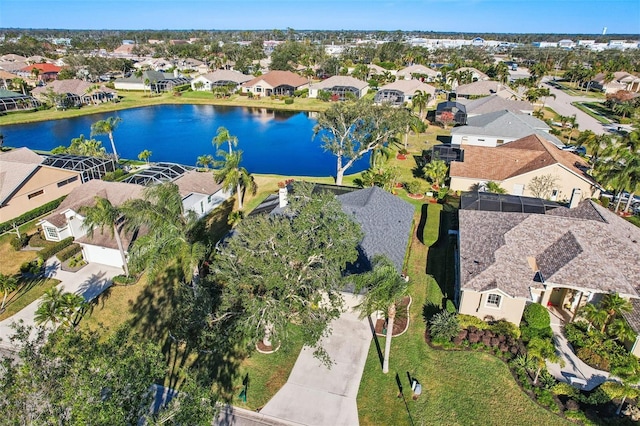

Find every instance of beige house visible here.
[0,148,82,223]
[241,70,308,97]
[457,199,640,329]
[308,76,369,100]
[373,79,436,106]
[449,134,601,201]
[588,71,640,94]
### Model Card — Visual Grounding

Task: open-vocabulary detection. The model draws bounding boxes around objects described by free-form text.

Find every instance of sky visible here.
[1,0,639,35]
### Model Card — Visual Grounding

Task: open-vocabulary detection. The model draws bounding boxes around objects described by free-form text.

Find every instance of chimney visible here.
[278,186,288,208]
[569,188,582,208]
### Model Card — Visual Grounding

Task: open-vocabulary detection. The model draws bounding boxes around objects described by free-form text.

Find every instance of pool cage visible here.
[42,154,115,182]
[123,162,191,186]
[460,192,561,214]
[0,90,40,113]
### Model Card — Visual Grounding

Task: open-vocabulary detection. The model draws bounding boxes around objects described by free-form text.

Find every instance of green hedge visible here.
[10,233,30,250]
[0,196,66,234]
[56,243,81,262]
[38,237,74,261]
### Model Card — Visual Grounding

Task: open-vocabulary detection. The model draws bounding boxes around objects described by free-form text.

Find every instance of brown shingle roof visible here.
[0,148,43,204]
[449,134,597,186]
[173,170,222,197]
[32,79,115,97]
[459,201,640,298]
[242,70,307,89]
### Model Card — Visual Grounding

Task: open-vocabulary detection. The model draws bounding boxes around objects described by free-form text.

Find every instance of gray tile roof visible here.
[198,70,253,84]
[458,95,534,116]
[623,298,640,334]
[459,201,640,299]
[451,110,563,147]
[377,79,436,97]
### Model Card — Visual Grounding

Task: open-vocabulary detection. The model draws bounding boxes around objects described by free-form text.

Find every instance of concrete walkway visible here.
[0,257,122,348]
[258,307,372,426]
[546,309,610,391]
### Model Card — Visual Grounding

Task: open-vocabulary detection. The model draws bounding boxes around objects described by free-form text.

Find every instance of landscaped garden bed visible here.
[373,296,411,337]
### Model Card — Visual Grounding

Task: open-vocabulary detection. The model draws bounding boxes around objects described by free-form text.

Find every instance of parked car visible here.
[561,145,587,155]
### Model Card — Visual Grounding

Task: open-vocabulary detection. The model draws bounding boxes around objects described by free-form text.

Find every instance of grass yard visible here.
[0,277,60,321]
[571,102,612,124]
[356,202,569,425]
[553,81,605,100]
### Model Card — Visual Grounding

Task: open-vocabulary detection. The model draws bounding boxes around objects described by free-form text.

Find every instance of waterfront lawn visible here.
[356,203,568,425]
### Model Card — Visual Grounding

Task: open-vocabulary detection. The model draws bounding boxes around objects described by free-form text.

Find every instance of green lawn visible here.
[0,277,60,321]
[571,102,612,124]
[356,202,568,425]
[554,81,605,100]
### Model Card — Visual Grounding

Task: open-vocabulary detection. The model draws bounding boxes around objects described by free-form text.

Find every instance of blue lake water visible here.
[1,104,370,177]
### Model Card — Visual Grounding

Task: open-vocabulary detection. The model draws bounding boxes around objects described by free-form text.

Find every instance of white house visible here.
[450,109,563,148]
[190,70,253,92]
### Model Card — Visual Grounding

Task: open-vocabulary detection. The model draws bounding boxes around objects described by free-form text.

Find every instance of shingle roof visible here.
[198,70,253,84]
[396,65,439,78]
[173,170,222,197]
[450,110,563,147]
[458,95,534,116]
[42,180,144,228]
[377,79,436,96]
[242,70,307,89]
[459,201,640,299]
[0,148,43,204]
[623,299,640,334]
[455,80,499,96]
[32,79,114,97]
[20,63,61,73]
[449,134,597,185]
[310,75,368,90]
[338,186,414,273]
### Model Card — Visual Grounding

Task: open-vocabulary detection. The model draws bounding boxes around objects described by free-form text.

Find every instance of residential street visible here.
[541,77,608,135]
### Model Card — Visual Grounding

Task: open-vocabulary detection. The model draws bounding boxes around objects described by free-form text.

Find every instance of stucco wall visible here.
[458,289,527,326]
[450,163,599,200]
[0,167,82,223]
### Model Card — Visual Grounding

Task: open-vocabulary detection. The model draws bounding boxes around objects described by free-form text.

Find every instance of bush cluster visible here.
[38,237,74,261]
[112,274,138,285]
[102,168,127,182]
[57,243,81,262]
[520,303,553,342]
[10,233,30,251]
[0,196,66,234]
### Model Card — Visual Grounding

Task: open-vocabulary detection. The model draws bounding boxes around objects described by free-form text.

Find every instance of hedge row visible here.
[0,196,66,234]
[57,243,81,262]
[38,237,74,261]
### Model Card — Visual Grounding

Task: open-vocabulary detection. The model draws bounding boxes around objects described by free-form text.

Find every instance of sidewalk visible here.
[0,257,122,348]
[546,309,610,391]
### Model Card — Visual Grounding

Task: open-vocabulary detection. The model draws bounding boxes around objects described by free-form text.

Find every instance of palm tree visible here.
[212,126,238,154]
[527,337,561,384]
[137,149,152,164]
[600,293,632,333]
[34,287,65,327]
[354,255,409,374]
[91,116,122,162]
[485,181,507,194]
[61,292,87,328]
[579,303,608,332]
[614,102,636,120]
[123,182,206,285]
[196,154,215,170]
[81,197,130,277]
[607,317,636,342]
[213,150,257,211]
[0,273,18,312]
[411,90,430,121]
[423,159,448,188]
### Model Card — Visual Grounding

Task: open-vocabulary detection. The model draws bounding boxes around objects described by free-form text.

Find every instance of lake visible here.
[0,104,370,177]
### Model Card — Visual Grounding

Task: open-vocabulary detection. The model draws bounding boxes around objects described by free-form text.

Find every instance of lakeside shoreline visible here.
[0,91,330,127]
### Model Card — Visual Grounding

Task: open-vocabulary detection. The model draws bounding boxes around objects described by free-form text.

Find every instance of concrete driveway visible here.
[259,307,372,426]
[0,257,122,348]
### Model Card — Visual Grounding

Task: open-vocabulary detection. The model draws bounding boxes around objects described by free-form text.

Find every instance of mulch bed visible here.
[407,194,425,200]
[256,340,280,354]
[374,296,411,337]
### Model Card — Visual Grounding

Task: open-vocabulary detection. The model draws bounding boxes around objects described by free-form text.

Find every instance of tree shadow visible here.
[416,204,428,245]
[425,204,458,301]
[367,315,384,369]
[422,302,441,323]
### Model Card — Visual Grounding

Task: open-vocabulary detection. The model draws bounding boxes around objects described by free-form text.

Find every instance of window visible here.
[44,226,58,240]
[486,293,501,308]
[57,176,78,187]
[478,138,485,142]
[551,189,559,201]
[497,139,505,145]
[28,189,44,199]
[256,86,262,93]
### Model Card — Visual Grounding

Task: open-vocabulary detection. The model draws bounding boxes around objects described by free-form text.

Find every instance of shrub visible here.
[522,303,550,329]
[600,196,610,208]
[490,320,521,339]
[577,347,610,370]
[536,389,560,412]
[429,310,460,341]
[445,299,456,313]
[10,233,30,251]
[564,321,589,348]
[38,237,74,261]
[57,244,81,262]
[457,314,489,330]
[406,180,423,195]
[20,257,44,276]
[102,168,126,182]
[284,97,294,105]
[112,274,138,285]
[0,196,66,234]
[552,382,579,397]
